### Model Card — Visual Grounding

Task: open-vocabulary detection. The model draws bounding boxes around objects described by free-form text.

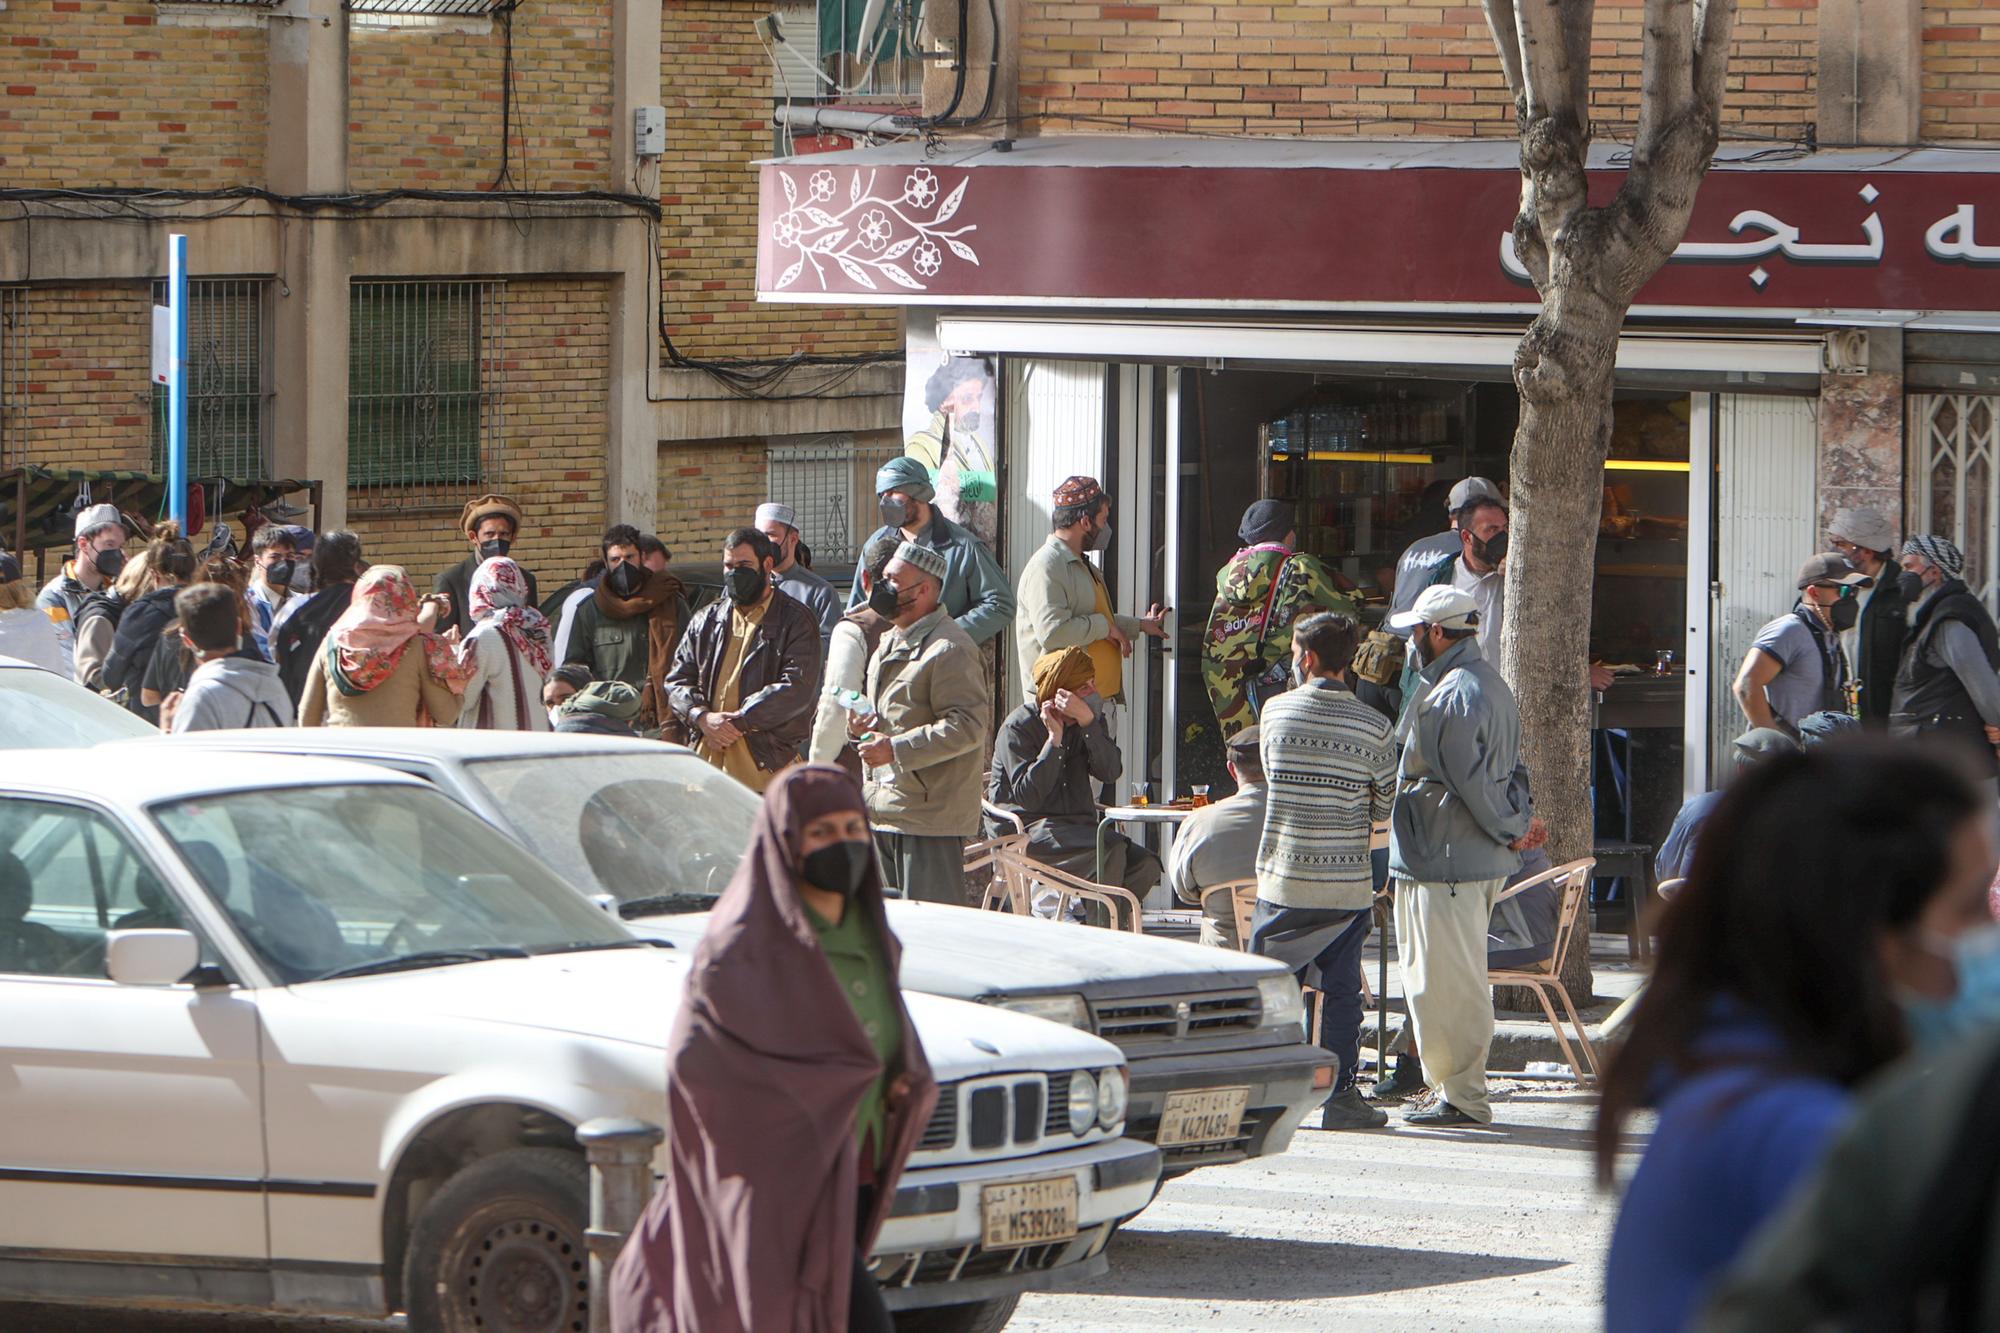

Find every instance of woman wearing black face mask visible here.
[611,764,933,1333]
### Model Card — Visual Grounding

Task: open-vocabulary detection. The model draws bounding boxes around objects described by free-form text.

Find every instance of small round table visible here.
[1096,803,1196,883]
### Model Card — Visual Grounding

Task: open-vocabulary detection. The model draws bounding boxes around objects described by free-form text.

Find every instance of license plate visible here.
[980,1176,1080,1249]
[1157,1086,1251,1146]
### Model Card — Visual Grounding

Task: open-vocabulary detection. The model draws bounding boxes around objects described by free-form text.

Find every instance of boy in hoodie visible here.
[169,584,295,732]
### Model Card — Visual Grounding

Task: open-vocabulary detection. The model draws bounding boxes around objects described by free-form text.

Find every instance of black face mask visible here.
[91,546,125,581]
[724,566,767,605]
[0,552,18,586]
[879,495,911,529]
[1827,596,1859,632]
[1899,569,1930,601]
[479,537,512,561]
[868,581,901,619]
[801,839,873,899]
[266,559,296,590]
[1472,530,1508,567]
[606,561,644,599]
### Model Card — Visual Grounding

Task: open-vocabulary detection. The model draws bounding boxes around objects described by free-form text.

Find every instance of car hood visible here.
[289,945,1122,1078]
[632,900,1289,1001]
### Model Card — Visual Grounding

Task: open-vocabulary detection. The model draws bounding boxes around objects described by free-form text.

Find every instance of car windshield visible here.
[0,666,156,748]
[465,753,759,913]
[150,783,637,984]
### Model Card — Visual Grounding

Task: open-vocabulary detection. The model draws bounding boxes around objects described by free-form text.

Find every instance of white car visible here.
[0,653,155,748]
[160,731,1334,1174]
[0,752,1160,1332]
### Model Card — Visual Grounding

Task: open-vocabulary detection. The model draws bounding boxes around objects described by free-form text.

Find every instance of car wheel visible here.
[404,1147,590,1333]
[893,1294,1021,1333]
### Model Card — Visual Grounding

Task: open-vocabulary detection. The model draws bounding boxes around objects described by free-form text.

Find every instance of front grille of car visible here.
[1134,1105,1283,1167]
[1090,988,1262,1045]
[920,1074,1067,1154]
[875,1228,1109,1293]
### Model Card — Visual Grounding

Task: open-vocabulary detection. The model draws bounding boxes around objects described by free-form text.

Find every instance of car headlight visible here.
[996,993,1092,1030]
[1095,1066,1128,1129]
[1067,1070,1098,1135]
[1256,973,1307,1030]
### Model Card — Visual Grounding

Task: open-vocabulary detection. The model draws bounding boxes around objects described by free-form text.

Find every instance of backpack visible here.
[273,585,352,705]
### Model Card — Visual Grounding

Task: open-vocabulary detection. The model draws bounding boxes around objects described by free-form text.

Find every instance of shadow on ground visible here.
[1072,1230,1570,1301]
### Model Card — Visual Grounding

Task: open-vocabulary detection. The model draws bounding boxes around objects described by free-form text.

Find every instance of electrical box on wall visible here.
[634,107,667,158]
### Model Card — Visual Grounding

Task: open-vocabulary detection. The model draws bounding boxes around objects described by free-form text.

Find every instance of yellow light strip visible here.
[1604,459,1691,472]
[1295,451,1436,464]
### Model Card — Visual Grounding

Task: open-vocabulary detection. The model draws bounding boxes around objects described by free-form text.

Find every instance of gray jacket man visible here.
[859,541,993,904]
[1166,726,1267,950]
[1385,584,1541,1127]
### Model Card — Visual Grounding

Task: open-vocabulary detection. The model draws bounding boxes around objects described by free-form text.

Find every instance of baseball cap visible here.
[1448,477,1502,513]
[1387,584,1481,634]
[74,503,124,541]
[1796,552,1871,590]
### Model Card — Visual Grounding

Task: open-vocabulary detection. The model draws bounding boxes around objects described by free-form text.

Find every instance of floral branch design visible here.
[770,166,980,292]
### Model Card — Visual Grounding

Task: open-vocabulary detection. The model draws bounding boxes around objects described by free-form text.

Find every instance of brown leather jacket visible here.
[664,586,825,773]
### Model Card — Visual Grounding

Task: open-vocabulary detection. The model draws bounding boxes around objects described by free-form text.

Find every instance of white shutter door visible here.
[1003,359,1107,713]
[1711,394,1818,784]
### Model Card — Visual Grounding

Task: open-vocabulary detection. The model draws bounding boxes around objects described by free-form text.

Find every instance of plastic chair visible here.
[1488,855,1601,1084]
[988,844,1145,934]
[1224,880,1370,1004]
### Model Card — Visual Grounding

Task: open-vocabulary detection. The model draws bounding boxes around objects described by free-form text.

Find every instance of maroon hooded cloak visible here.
[609,764,938,1332]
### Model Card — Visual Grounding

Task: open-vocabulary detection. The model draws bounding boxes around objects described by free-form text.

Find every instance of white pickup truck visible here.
[0,751,1160,1333]
[163,731,1337,1175]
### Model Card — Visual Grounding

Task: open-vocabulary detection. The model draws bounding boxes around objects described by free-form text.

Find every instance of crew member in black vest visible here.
[1827,507,1907,725]
[1890,534,2000,801]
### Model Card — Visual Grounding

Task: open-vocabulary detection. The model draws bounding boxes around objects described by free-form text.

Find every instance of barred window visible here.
[345,0,504,14]
[766,436,900,564]
[347,280,504,508]
[151,279,268,480]
[0,289,22,468]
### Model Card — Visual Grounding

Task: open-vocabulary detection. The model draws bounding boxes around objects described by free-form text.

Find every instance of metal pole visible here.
[167,234,189,531]
[577,1117,664,1333]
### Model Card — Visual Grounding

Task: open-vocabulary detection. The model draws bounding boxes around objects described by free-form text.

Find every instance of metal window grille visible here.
[344,0,503,14]
[1915,392,2000,606]
[0,289,22,469]
[348,280,503,509]
[766,436,900,564]
[150,279,268,480]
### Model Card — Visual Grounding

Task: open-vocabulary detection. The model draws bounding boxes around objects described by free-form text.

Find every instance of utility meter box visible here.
[634,106,666,158]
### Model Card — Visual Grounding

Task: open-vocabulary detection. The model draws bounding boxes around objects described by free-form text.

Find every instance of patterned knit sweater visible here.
[1256,677,1397,911]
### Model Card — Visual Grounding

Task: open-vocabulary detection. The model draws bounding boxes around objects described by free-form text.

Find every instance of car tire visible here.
[404,1147,591,1333]
[894,1294,1022,1333]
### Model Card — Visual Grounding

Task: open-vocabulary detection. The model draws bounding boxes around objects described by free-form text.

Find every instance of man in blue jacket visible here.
[1387,585,1544,1127]
[847,455,1014,648]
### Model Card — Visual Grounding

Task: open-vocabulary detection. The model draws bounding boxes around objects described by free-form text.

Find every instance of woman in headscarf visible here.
[1200,498,1358,738]
[611,765,935,1333]
[456,556,553,731]
[984,646,1161,895]
[297,566,471,728]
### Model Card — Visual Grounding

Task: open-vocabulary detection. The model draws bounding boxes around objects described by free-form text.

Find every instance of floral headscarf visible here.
[469,556,553,677]
[325,566,474,698]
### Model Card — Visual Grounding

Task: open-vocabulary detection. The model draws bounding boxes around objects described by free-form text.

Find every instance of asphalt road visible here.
[1,1085,1625,1333]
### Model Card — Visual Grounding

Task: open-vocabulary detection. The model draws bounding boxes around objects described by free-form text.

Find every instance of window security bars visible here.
[1915,393,2000,607]
[150,279,269,481]
[348,281,504,509]
[766,436,901,564]
[0,290,21,469]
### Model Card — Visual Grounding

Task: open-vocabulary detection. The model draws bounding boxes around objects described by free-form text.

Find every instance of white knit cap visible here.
[755,502,797,530]
[74,503,123,541]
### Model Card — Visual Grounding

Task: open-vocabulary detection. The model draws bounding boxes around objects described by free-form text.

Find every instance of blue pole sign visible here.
[167,233,188,531]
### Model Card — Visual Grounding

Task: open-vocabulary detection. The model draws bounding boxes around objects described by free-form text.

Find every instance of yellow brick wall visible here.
[655,439,769,554]
[14,285,153,473]
[660,0,901,358]
[0,0,267,187]
[1017,0,1817,139]
[1923,1,2000,137]
[347,3,615,192]
[349,280,613,589]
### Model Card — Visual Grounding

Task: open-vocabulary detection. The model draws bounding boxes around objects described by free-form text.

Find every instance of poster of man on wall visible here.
[904,312,998,546]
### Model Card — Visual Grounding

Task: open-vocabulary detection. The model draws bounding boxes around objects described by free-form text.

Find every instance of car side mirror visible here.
[106,929,201,987]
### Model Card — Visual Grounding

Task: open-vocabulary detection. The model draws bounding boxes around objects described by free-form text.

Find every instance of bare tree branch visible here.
[1481,0,1528,105]
[1513,0,1594,268]
[1691,0,1740,115]
[1634,0,1694,157]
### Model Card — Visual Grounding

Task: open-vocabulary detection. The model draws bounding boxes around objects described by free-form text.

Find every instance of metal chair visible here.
[965,802,1030,911]
[988,844,1145,933]
[1487,856,1601,1084]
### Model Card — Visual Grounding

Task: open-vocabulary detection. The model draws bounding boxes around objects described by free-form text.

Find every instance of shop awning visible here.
[754,137,2000,319]
[1,467,321,556]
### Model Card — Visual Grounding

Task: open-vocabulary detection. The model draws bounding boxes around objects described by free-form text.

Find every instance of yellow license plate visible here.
[980,1175,1080,1249]
[1157,1086,1251,1146]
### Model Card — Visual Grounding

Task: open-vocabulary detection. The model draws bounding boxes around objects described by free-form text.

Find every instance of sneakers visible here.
[1316,1086,1389,1130]
[1370,1056,1427,1103]
[1403,1099,1481,1127]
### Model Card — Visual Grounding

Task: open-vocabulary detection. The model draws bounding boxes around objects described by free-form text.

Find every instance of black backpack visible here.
[272,585,353,706]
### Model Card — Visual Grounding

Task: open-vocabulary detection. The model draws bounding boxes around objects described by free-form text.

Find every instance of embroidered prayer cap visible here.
[1052,475,1105,509]
[890,540,948,584]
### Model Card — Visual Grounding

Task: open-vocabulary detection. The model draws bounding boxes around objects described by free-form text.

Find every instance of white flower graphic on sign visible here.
[768,166,979,294]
